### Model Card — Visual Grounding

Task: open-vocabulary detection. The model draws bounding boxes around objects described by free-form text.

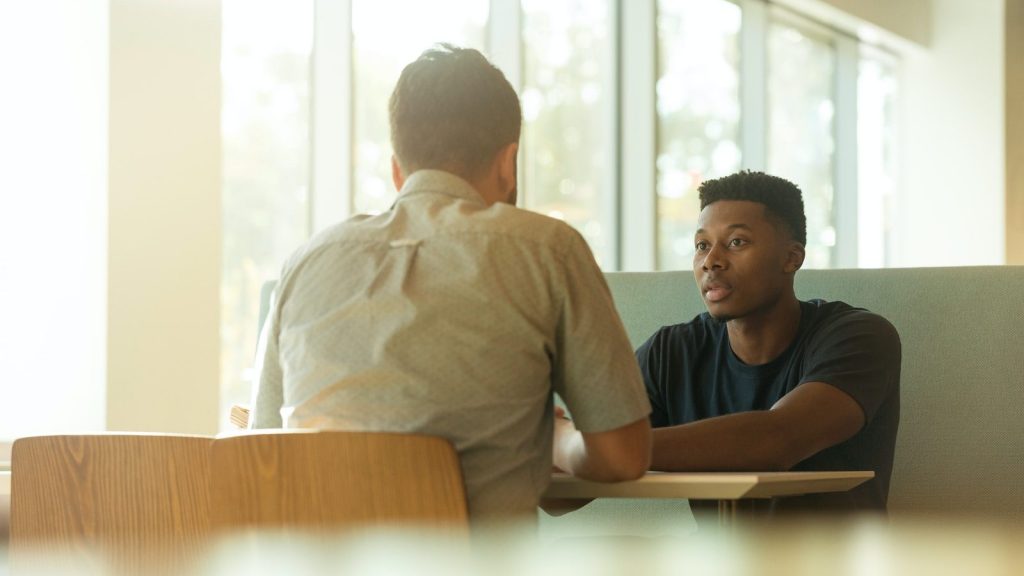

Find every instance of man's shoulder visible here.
[804,300,901,344]
[273,213,384,280]
[480,203,588,249]
[283,213,360,253]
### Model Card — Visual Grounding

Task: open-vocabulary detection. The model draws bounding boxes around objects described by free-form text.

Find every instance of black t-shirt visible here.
[637,299,901,514]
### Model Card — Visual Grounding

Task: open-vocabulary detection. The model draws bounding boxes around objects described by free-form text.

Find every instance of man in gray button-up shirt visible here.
[251,44,651,524]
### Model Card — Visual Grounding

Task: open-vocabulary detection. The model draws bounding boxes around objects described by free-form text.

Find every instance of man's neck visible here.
[725,296,802,365]
[467,172,513,206]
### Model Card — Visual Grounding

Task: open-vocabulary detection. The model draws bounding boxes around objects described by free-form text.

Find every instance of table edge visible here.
[544,471,874,500]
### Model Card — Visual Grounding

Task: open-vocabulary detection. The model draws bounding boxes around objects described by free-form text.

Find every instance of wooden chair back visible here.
[10,434,212,574]
[209,430,468,534]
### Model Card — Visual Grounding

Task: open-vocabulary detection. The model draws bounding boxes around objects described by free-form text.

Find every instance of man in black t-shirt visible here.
[637,170,901,515]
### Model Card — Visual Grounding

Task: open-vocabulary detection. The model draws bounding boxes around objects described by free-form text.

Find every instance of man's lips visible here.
[702,281,733,303]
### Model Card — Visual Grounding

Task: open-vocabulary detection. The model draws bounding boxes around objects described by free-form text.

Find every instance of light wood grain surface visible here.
[210,430,468,534]
[10,434,212,575]
[543,471,874,500]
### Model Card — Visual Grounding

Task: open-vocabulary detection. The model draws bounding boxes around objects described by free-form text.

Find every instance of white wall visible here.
[894,0,1006,266]
[0,1,109,438]
[107,0,222,434]
[0,0,221,439]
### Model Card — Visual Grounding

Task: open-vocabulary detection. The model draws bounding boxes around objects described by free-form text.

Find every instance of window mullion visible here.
[606,0,622,271]
[834,34,859,268]
[739,0,767,171]
[310,0,353,232]
[620,0,656,271]
[488,0,522,90]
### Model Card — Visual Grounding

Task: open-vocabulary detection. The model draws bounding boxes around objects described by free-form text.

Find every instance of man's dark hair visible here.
[389,44,521,180]
[698,170,807,245]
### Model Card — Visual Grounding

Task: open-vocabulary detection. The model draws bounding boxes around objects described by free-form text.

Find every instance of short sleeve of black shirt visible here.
[798,306,901,424]
[637,326,673,428]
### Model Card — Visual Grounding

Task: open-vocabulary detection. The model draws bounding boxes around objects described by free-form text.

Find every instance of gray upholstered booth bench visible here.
[260,267,1024,533]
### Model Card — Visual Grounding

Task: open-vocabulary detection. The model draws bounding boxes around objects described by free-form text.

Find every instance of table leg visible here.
[717,500,738,528]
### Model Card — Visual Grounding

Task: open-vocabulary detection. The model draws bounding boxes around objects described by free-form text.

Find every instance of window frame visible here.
[311,0,353,233]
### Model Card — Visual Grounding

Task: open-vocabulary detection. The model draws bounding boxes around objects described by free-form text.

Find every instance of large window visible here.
[521,0,616,267]
[767,16,837,269]
[655,0,742,270]
[220,0,314,413]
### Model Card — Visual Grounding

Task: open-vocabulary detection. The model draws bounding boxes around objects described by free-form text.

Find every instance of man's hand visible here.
[552,405,577,473]
[551,406,651,483]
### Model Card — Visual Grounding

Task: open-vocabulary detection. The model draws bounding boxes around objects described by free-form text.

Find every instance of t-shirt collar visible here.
[722,301,814,376]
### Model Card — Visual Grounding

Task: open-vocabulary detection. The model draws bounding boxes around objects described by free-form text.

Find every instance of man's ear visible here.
[784,242,806,274]
[496,142,518,204]
[391,156,405,192]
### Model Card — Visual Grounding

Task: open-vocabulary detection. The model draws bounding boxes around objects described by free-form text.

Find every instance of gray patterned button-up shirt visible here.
[251,169,650,522]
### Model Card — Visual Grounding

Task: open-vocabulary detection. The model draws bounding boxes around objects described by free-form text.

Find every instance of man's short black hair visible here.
[698,170,807,245]
[389,44,521,180]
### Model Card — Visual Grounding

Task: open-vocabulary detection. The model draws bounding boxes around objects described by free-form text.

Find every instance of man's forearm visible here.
[650,411,796,472]
[652,381,867,472]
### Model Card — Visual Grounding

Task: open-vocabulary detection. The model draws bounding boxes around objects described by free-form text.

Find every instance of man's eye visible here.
[695,241,709,252]
[729,238,746,247]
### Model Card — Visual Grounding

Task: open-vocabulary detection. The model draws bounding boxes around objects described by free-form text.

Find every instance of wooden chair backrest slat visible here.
[210,430,468,533]
[10,434,212,574]
[11,429,469,573]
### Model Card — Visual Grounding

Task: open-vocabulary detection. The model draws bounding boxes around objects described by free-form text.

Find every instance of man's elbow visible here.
[583,418,652,482]
[766,423,817,472]
[610,452,650,481]
[585,450,649,482]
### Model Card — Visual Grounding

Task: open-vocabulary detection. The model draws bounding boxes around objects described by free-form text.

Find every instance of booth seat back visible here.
[605,266,1024,519]
[259,266,1024,524]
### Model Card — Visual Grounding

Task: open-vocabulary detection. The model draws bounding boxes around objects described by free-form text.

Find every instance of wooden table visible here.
[0,468,873,520]
[544,470,874,524]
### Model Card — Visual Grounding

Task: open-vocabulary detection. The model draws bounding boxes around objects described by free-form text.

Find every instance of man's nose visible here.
[701,244,727,271]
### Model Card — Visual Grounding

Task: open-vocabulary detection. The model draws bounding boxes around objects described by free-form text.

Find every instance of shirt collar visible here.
[393,169,488,206]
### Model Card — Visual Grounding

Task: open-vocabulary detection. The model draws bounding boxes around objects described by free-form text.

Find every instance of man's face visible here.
[692,200,801,322]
